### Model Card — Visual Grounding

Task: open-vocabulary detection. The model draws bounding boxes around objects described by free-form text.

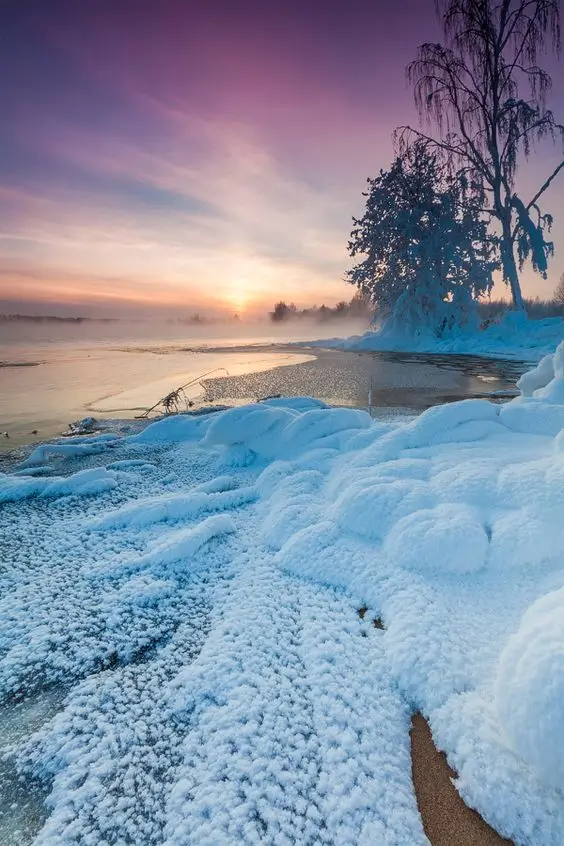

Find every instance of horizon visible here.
[1,0,564,319]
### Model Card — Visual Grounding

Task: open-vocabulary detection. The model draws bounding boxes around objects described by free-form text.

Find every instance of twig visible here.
[135,368,229,418]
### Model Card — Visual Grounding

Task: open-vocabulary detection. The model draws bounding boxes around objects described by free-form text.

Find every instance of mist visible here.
[0,313,371,350]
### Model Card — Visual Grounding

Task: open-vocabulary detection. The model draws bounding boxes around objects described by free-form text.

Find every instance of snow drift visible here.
[302,312,563,362]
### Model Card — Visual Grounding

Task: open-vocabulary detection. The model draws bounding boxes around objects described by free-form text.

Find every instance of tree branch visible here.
[526,158,564,209]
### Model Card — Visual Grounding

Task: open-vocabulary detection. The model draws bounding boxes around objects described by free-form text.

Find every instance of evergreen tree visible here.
[348,143,496,336]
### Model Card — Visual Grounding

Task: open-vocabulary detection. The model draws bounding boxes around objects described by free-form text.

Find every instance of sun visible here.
[224,286,251,317]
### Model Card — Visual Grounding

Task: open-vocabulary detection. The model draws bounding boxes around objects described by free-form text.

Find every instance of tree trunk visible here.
[500,214,525,312]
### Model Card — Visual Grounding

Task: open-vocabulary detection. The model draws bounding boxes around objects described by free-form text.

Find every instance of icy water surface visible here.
[0,337,313,448]
[201,346,528,416]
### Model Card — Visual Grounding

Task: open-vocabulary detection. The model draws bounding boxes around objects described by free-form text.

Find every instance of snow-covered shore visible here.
[301,312,564,363]
[1,345,564,844]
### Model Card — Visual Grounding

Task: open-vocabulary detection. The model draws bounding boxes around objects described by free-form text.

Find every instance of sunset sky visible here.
[1,0,563,318]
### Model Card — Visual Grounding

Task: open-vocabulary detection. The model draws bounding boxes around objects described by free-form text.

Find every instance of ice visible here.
[2,344,564,845]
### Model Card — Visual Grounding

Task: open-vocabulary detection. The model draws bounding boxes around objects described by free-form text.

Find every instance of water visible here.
[0,321,323,448]
[0,319,528,451]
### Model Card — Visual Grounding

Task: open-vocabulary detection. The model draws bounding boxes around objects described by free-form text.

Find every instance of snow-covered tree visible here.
[398,0,563,312]
[347,143,496,337]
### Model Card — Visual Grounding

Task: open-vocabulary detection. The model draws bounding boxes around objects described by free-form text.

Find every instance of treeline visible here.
[0,314,118,323]
[270,294,371,323]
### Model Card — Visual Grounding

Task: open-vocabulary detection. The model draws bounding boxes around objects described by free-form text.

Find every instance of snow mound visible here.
[499,399,564,436]
[104,514,237,578]
[498,341,564,435]
[407,399,500,445]
[203,403,371,461]
[20,438,118,467]
[496,587,564,789]
[0,467,117,503]
[497,454,564,511]
[517,352,554,396]
[488,508,564,570]
[88,485,257,530]
[533,341,564,404]
[332,478,432,541]
[128,413,214,444]
[383,503,489,574]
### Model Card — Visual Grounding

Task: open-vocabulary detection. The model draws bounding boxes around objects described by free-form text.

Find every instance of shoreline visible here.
[0,343,528,456]
[0,347,314,453]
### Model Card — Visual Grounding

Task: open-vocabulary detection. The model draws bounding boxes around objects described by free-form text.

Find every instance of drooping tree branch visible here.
[403,0,563,309]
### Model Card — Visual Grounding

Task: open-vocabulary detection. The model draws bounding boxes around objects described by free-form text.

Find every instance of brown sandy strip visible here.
[410,714,513,846]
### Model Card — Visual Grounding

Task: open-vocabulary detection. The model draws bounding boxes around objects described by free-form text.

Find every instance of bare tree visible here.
[397,0,564,312]
[554,272,564,305]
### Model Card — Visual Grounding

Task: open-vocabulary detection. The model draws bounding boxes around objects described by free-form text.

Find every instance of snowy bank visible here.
[2,346,564,844]
[301,311,564,362]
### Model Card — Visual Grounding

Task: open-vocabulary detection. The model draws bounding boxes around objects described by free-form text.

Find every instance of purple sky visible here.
[1,0,563,317]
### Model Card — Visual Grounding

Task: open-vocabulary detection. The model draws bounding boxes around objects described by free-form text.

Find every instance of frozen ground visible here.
[302,312,563,362]
[1,345,564,844]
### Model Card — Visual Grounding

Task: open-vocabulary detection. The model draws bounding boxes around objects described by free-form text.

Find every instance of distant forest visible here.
[0,314,118,323]
[270,294,372,322]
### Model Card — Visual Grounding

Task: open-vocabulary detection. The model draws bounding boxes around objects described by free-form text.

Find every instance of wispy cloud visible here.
[2,0,562,316]
[0,111,361,315]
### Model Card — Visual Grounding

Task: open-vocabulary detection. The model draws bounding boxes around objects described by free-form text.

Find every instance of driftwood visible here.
[136,368,228,419]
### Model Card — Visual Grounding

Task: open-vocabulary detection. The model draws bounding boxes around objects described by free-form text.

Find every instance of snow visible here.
[0,467,118,503]
[496,587,564,791]
[516,351,555,395]
[21,434,120,467]
[384,503,489,575]
[2,345,564,844]
[302,312,563,362]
